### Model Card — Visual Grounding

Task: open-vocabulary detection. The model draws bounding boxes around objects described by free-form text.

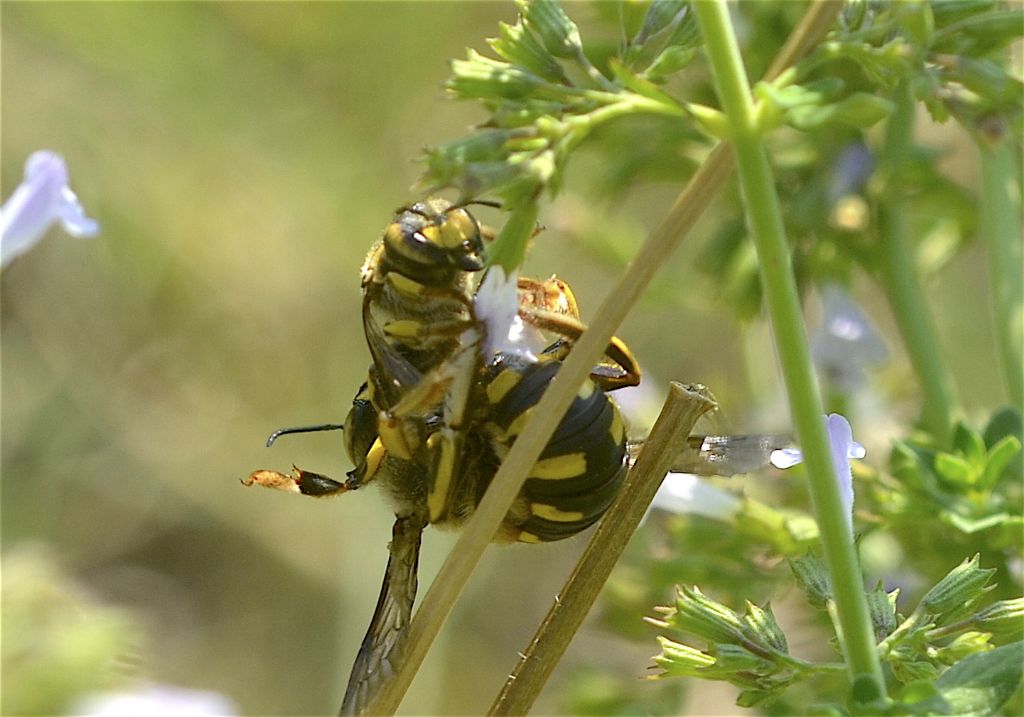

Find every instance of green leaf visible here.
[983,407,1022,448]
[607,58,680,108]
[940,511,1014,535]
[980,435,1022,489]
[736,686,788,709]
[933,641,1024,716]
[935,452,977,488]
[952,422,987,466]
[892,659,941,684]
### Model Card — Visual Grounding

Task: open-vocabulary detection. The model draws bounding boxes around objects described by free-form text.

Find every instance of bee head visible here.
[383,197,486,273]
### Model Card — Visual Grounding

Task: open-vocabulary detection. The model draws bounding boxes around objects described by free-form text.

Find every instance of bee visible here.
[245,199,783,714]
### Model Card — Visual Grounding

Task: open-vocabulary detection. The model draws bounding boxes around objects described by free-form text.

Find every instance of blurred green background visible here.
[1,2,1005,716]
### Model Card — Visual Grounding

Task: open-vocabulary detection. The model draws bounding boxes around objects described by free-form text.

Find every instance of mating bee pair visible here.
[245,197,642,713]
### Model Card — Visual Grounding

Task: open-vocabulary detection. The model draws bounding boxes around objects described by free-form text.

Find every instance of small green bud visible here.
[525,149,556,185]
[488,21,568,85]
[866,583,900,639]
[635,0,689,44]
[651,636,716,677]
[449,50,546,101]
[504,136,550,153]
[645,45,696,80]
[932,9,1024,55]
[490,103,561,130]
[974,597,1024,639]
[789,554,833,608]
[920,555,995,619]
[898,1,934,48]
[742,602,788,653]
[428,130,511,169]
[783,514,820,547]
[668,586,746,644]
[830,93,893,127]
[517,0,583,60]
[533,115,563,141]
[702,644,774,686]
[934,630,992,665]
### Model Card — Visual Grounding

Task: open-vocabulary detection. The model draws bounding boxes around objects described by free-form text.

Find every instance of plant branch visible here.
[877,81,958,444]
[693,0,886,703]
[489,384,717,716]
[978,139,1023,408]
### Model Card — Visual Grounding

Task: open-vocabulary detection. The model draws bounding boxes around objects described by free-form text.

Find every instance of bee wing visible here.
[340,511,427,716]
[628,434,792,477]
[361,295,424,409]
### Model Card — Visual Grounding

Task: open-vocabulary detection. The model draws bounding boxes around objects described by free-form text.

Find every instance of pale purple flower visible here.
[828,142,874,203]
[770,413,863,529]
[1,150,99,268]
[74,684,237,716]
[474,266,544,360]
[652,472,741,521]
[810,284,887,391]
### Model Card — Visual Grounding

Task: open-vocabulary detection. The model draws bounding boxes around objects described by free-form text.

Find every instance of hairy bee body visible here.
[248,198,640,715]
[344,198,634,545]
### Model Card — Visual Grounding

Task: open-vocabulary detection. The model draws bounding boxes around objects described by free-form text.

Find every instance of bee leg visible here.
[423,427,466,524]
[242,466,352,497]
[516,307,641,390]
[516,275,580,318]
[376,333,480,461]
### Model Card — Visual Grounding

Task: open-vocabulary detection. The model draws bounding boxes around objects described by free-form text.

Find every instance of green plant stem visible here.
[363,3,844,713]
[693,0,886,703]
[489,384,717,716]
[977,140,1023,408]
[878,81,958,444]
[487,201,541,272]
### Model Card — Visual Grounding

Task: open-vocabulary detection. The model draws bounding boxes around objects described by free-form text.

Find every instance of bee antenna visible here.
[452,199,502,211]
[266,423,345,448]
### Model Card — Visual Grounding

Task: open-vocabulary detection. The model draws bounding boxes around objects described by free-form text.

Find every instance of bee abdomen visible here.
[484,355,629,543]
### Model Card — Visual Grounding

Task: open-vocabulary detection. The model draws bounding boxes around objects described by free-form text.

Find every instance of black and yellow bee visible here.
[245,198,782,714]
